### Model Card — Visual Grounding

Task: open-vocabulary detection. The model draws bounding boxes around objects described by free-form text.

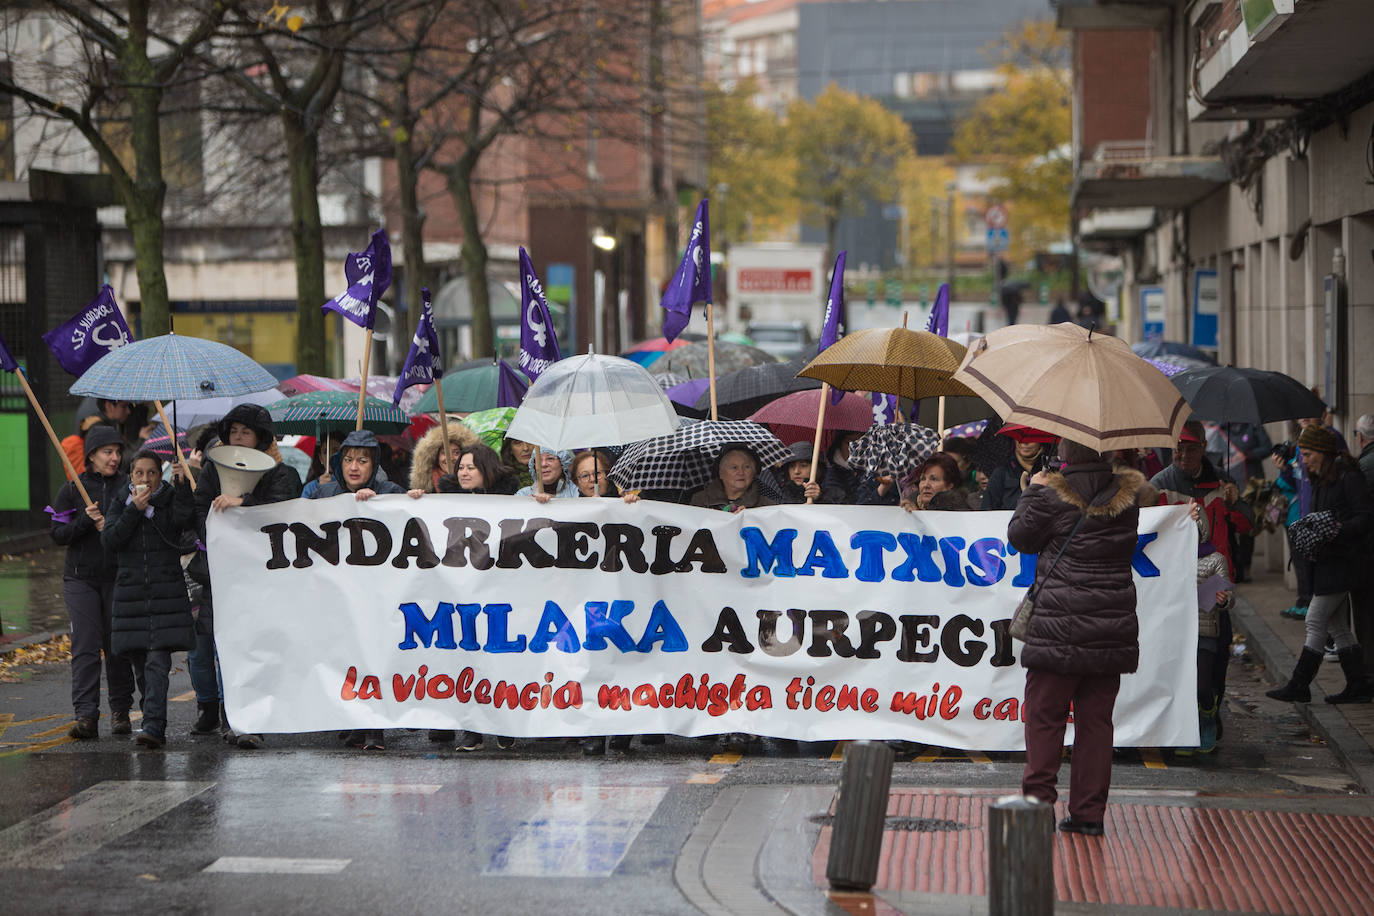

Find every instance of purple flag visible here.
[42,285,133,376]
[496,360,528,409]
[659,199,711,342]
[0,328,17,373]
[818,252,846,353]
[322,228,391,330]
[393,287,441,405]
[871,392,897,426]
[517,247,561,380]
[925,283,950,337]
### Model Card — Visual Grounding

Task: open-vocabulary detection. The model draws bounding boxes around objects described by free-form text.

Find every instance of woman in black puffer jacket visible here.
[102,450,196,749]
[1007,438,1144,837]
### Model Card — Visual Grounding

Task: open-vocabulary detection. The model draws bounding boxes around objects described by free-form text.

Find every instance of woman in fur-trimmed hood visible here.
[410,421,480,493]
[1006,438,1143,836]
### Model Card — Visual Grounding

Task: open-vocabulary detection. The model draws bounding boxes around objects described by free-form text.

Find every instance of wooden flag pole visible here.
[13,368,92,507]
[355,329,374,431]
[806,383,831,505]
[533,446,545,496]
[433,375,452,474]
[705,303,719,421]
[152,399,196,491]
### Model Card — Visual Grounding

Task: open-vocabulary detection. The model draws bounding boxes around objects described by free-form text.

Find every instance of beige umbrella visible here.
[950,323,1189,452]
[796,327,975,400]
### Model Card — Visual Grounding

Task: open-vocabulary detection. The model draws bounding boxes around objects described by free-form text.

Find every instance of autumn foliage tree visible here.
[706,78,795,248]
[951,20,1072,263]
[786,84,917,265]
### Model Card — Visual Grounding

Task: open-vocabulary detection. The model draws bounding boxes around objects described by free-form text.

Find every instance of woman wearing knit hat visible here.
[1266,424,1374,704]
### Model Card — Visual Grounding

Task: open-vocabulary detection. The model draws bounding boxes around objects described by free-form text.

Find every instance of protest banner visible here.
[209,497,1198,749]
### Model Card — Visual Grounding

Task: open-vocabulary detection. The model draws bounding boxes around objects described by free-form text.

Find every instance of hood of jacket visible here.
[217,403,276,452]
[410,421,479,491]
[525,448,575,496]
[329,429,388,491]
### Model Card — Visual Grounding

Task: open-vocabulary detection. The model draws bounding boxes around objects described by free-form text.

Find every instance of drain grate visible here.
[809,814,968,832]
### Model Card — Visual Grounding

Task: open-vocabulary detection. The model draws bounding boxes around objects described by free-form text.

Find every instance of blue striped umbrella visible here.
[70,333,278,400]
[266,391,410,434]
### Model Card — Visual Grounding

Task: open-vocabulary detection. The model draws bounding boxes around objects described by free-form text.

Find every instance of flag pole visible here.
[433,375,452,475]
[533,446,544,496]
[152,400,196,491]
[355,329,373,432]
[12,367,92,507]
[705,303,719,421]
[806,383,830,505]
[894,311,909,424]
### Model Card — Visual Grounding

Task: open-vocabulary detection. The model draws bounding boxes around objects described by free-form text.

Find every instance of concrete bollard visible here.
[825,740,895,891]
[987,794,1055,915]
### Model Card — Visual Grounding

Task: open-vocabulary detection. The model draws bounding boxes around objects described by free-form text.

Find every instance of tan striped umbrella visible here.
[796,328,975,400]
[950,322,1189,452]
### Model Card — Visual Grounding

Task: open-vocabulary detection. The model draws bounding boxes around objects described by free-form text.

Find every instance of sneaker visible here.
[110,711,132,735]
[455,731,483,752]
[133,729,165,750]
[236,733,265,750]
[495,735,517,750]
[68,717,98,740]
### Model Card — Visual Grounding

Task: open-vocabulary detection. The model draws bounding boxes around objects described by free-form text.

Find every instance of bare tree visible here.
[0,0,231,335]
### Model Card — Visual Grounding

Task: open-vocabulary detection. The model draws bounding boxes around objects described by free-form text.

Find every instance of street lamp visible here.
[592,228,617,252]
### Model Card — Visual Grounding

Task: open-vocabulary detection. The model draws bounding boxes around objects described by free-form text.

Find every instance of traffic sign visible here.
[984,204,1008,230]
[985,227,1009,252]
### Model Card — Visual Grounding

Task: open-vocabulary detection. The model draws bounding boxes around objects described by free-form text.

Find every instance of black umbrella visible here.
[692,356,822,419]
[1170,366,1325,427]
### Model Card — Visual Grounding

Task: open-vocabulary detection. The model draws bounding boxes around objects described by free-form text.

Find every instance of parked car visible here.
[746,321,814,361]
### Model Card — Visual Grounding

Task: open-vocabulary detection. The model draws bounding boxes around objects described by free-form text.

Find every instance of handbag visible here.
[1010,512,1087,642]
[1288,510,1341,561]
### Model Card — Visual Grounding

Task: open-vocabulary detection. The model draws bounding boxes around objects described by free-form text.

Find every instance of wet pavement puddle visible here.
[483,785,667,877]
[320,782,443,795]
[0,780,214,869]
[203,856,351,875]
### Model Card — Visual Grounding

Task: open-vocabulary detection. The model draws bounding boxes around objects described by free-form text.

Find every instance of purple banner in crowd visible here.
[393,287,441,405]
[322,229,391,330]
[42,285,133,376]
[496,359,528,409]
[0,328,17,372]
[925,283,950,337]
[818,251,847,404]
[517,247,561,381]
[659,199,711,342]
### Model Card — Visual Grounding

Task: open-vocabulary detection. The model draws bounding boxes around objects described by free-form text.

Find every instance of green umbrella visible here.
[719,331,756,347]
[459,407,517,450]
[411,360,523,414]
[266,391,411,435]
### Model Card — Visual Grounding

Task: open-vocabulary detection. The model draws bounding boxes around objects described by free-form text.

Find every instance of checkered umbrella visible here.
[692,356,822,418]
[846,423,942,478]
[944,419,989,439]
[70,332,278,400]
[609,420,791,492]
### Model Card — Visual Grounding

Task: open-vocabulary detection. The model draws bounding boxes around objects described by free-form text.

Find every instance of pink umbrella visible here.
[748,389,875,449]
[277,374,353,397]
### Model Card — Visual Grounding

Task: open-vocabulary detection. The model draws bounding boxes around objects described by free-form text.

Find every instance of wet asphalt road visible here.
[0,639,1364,914]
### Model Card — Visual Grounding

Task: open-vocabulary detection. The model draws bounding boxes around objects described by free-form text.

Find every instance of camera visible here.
[1271,440,1296,462]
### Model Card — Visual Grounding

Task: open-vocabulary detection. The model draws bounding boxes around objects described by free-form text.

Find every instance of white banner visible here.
[209,496,1198,749]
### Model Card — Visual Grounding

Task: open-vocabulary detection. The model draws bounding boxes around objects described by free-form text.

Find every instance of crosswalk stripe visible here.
[484,786,667,877]
[321,783,442,795]
[0,780,214,869]
[204,857,350,875]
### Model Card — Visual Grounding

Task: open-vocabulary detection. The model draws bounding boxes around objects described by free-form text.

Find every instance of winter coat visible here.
[437,475,519,496]
[1151,458,1252,577]
[982,459,1035,511]
[514,449,577,499]
[689,478,777,511]
[1007,463,1143,676]
[50,469,127,583]
[101,478,196,656]
[1308,461,1374,596]
[409,422,480,493]
[311,429,406,497]
[1359,441,1374,494]
[821,462,897,506]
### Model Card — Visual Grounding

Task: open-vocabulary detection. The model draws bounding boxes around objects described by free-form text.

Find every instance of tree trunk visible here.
[446,160,492,359]
[283,112,329,375]
[395,122,426,361]
[121,18,170,335]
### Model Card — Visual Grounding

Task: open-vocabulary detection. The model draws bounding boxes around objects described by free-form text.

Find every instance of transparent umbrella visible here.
[505,353,680,450]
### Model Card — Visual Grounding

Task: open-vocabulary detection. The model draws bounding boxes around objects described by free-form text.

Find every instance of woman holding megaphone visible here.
[192,404,302,749]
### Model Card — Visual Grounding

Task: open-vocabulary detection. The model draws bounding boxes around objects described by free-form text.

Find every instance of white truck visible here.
[725,243,828,348]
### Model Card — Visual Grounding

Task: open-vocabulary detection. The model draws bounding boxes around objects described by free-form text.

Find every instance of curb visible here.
[0,630,63,656]
[1231,594,1374,793]
[0,530,51,556]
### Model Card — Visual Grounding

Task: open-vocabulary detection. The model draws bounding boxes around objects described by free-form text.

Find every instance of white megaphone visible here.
[207,445,275,499]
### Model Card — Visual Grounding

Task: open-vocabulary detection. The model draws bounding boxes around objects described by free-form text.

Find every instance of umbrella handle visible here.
[807,384,830,505]
[153,399,196,491]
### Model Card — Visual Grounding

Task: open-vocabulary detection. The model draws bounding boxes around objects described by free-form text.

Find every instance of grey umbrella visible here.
[649,340,777,380]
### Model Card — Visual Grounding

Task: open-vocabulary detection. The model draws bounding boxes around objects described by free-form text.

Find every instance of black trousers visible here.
[62,578,136,720]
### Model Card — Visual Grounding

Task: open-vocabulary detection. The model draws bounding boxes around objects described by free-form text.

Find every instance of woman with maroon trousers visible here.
[1008,439,1144,837]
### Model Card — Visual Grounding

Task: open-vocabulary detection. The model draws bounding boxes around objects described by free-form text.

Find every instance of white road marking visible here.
[0,780,214,870]
[484,785,667,878]
[203,857,350,875]
[320,782,442,795]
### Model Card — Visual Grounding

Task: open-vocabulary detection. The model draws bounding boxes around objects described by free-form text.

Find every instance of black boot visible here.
[1266,646,1323,702]
[1325,646,1374,704]
[191,702,220,735]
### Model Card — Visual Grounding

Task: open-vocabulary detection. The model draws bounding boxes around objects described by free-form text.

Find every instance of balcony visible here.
[1053,0,1174,30]
[1073,141,1230,210]
[1192,0,1374,120]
